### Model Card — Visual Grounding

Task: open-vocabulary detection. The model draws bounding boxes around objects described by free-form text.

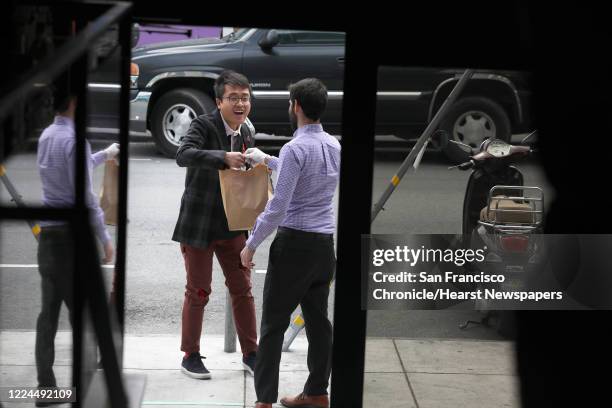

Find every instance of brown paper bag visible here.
[99,160,119,225]
[218,164,271,231]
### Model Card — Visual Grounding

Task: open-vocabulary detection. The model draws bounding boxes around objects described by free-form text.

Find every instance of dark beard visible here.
[289,109,298,133]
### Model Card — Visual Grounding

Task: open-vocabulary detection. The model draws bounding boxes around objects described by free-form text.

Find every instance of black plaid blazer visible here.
[172,109,255,248]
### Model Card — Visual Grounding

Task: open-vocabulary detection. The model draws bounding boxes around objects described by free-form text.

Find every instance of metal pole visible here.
[73,40,89,408]
[283,314,305,352]
[224,289,237,352]
[0,165,41,240]
[371,69,475,222]
[115,3,133,346]
[282,278,335,351]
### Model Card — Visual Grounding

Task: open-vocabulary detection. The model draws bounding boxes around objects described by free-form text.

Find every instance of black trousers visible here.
[255,227,335,403]
[36,226,74,387]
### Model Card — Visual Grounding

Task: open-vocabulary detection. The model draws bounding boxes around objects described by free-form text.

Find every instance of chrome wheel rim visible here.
[162,104,197,146]
[452,110,496,148]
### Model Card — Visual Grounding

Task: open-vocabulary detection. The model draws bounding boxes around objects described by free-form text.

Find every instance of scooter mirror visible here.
[448,140,473,155]
[521,130,538,145]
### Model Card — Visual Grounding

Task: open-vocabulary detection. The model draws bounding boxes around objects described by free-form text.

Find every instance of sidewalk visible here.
[0,331,520,407]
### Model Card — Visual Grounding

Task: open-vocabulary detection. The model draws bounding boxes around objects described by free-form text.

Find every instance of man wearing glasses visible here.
[172,70,258,379]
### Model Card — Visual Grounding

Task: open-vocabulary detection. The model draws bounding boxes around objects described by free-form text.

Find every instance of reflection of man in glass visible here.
[35,80,118,397]
[242,78,340,408]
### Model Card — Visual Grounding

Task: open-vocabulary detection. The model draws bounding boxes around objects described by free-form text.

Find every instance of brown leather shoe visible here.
[280,392,329,408]
[254,403,272,408]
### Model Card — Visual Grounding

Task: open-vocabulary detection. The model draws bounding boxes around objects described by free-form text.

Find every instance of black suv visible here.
[89,28,533,161]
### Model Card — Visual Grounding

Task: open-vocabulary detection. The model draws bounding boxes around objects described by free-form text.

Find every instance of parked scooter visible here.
[449,132,544,337]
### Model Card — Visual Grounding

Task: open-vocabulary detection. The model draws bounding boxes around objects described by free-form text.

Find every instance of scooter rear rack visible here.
[478,185,544,233]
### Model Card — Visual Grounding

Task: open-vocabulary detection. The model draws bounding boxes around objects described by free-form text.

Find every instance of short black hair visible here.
[51,74,74,113]
[289,78,328,121]
[214,70,252,100]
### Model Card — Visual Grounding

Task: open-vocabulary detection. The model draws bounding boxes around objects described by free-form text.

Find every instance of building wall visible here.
[135,24,222,47]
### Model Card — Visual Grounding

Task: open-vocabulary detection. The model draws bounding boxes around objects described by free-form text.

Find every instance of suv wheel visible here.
[439,96,511,163]
[150,88,215,158]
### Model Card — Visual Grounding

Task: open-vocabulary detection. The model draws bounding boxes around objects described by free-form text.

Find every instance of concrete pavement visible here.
[0,331,520,407]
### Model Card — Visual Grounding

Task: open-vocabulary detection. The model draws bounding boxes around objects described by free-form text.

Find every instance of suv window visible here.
[221,28,252,42]
[276,30,345,46]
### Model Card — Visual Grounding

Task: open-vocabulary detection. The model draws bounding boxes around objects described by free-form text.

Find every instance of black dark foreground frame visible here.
[5,2,612,407]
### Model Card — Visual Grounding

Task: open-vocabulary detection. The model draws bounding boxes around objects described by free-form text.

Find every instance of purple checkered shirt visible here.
[246,123,341,250]
[37,116,111,244]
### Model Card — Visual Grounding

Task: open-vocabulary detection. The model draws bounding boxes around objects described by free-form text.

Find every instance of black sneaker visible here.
[242,351,256,376]
[181,352,211,379]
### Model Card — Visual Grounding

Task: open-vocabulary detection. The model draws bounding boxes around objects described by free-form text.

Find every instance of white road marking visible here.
[0,264,115,268]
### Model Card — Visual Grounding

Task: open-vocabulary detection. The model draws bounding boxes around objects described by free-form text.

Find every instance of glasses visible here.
[223,95,251,104]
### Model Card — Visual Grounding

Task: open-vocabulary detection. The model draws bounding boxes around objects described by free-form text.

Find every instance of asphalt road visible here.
[0,137,553,342]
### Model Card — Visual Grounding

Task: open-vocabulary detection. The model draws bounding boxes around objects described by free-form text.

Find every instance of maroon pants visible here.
[180,234,258,356]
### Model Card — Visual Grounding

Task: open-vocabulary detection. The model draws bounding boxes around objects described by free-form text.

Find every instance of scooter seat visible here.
[480,195,535,224]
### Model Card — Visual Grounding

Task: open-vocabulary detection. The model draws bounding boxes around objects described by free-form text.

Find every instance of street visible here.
[0,137,553,341]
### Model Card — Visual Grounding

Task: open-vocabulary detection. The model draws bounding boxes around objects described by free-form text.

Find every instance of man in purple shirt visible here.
[35,85,118,395]
[241,78,340,408]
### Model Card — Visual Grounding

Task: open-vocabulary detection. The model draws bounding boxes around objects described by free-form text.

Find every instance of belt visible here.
[277,226,333,240]
[40,225,71,234]
[41,224,70,231]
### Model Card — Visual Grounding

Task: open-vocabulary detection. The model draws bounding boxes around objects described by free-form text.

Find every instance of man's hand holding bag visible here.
[218,162,272,231]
